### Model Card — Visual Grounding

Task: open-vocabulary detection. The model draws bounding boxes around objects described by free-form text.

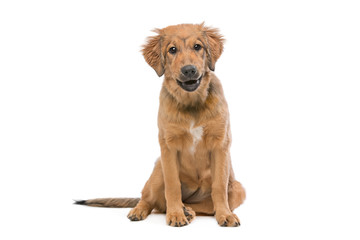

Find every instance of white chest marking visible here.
[189,121,203,154]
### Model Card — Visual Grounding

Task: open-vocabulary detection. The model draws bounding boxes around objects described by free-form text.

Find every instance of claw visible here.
[128,215,140,221]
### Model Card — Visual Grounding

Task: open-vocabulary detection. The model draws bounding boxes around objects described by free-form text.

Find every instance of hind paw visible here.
[127,207,151,221]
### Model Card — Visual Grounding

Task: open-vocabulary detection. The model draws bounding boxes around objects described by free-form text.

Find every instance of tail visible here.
[74,198,140,208]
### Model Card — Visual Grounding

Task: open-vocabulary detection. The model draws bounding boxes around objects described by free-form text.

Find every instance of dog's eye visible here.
[169,47,177,54]
[194,44,202,51]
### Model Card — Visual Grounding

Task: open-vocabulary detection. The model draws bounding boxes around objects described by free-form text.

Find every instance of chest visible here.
[188,121,204,154]
[161,117,228,153]
[163,120,211,154]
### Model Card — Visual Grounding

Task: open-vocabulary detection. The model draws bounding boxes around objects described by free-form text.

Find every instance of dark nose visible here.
[181,65,197,78]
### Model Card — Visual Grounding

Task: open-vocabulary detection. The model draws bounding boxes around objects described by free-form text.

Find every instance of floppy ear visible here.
[142,33,164,77]
[203,26,225,71]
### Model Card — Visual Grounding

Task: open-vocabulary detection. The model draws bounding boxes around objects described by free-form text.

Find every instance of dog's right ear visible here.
[142,31,164,77]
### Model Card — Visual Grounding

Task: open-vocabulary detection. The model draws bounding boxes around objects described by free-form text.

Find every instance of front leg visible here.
[211,148,241,227]
[161,147,194,227]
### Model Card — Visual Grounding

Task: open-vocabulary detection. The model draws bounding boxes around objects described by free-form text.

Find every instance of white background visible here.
[1,0,359,239]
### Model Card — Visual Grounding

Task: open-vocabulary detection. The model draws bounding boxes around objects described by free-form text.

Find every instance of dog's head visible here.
[142,23,224,95]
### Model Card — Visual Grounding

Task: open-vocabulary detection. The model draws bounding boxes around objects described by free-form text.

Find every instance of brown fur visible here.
[76,23,246,227]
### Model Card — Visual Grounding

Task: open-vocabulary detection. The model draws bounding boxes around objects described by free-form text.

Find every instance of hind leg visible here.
[185,180,246,217]
[228,180,246,211]
[128,158,166,221]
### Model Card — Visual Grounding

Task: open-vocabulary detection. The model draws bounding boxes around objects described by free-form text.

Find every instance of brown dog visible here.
[75,23,246,227]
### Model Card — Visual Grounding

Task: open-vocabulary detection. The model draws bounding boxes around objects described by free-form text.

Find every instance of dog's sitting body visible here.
[75,23,245,227]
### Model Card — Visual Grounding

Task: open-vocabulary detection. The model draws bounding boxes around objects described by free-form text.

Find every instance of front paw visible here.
[183,206,195,223]
[166,206,195,227]
[216,212,240,227]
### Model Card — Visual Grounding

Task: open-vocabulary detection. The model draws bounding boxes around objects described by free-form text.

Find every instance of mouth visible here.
[176,75,203,92]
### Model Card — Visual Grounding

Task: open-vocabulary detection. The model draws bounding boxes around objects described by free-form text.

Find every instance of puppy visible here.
[75,23,246,227]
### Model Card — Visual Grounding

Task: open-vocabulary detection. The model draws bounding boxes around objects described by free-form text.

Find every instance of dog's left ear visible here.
[142,31,164,77]
[202,26,225,71]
